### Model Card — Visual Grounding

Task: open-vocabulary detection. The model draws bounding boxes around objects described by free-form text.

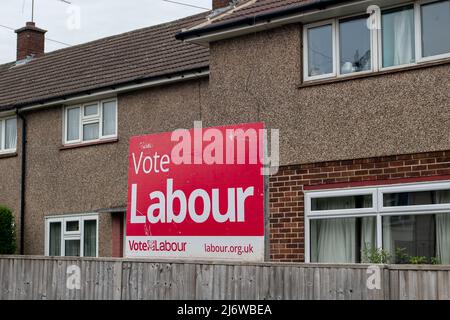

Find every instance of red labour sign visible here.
[125,122,265,261]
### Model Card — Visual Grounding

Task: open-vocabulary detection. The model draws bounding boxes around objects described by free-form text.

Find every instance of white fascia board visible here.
[185,0,409,45]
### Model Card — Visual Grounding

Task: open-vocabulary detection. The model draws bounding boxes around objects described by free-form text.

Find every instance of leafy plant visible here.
[361,243,391,264]
[0,206,16,254]
[394,247,409,264]
[431,257,441,265]
[408,256,428,264]
[393,247,441,265]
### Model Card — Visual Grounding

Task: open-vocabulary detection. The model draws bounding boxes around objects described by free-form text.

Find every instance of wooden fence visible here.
[0,256,449,300]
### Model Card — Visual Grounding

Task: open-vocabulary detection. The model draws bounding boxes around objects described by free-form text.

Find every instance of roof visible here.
[214,0,309,24]
[176,0,351,40]
[0,12,210,111]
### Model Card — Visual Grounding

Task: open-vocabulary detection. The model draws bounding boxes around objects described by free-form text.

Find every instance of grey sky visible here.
[0,0,211,64]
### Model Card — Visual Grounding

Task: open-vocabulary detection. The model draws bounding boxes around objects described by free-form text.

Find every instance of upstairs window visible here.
[64,99,117,145]
[304,13,374,81]
[303,0,450,81]
[0,116,17,154]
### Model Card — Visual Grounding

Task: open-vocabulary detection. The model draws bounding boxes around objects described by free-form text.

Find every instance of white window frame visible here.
[378,181,450,214]
[305,187,378,218]
[415,0,450,63]
[64,218,81,236]
[0,116,17,154]
[63,98,118,145]
[304,180,450,262]
[303,19,337,81]
[336,12,378,77]
[304,0,450,81]
[377,2,417,72]
[45,213,99,257]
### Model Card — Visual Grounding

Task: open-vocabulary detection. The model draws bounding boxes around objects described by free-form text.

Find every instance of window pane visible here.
[382,6,415,67]
[383,215,436,263]
[66,220,79,232]
[84,104,98,117]
[49,222,61,256]
[339,16,371,74]
[311,194,372,211]
[310,216,376,263]
[67,107,80,141]
[5,119,16,150]
[307,24,333,76]
[83,122,99,141]
[65,240,81,257]
[84,220,97,257]
[421,0,450,57]
[102,101,117,136]
[383,189,450,206]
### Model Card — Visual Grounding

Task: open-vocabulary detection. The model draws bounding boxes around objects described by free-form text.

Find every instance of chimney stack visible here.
[213,0,232,10]
[15,22,47,61]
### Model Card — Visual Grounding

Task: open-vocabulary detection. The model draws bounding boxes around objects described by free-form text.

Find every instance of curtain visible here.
[361,217,376,255]
[83,220,97,257]
[102,101,116,136]
[83,123,99,141]
[5,119,16,150]
[436,190,450,264]
[312,197,357,263]
[382,216,394,258]
[67,107,80,141]
[49,222,61,256]
[393,10,414,66]
[65,240,80,257]
[382,7,414,68]
[316,217,357,263]
[436,214,450,264]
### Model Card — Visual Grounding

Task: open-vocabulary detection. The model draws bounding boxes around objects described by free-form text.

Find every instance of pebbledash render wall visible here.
[21,79,208,256]
[0,124,22,250]
[3,22,450,259]
[198,24,450,262]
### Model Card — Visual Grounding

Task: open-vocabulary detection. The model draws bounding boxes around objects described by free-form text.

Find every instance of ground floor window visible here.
[45,214,98,257]
[305,181,450,264]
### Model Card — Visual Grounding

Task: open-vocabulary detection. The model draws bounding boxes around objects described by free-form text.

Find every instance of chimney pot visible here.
[15,22,47,61]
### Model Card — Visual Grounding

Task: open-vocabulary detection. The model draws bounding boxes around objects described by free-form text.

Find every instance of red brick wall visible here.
[15,22,46,61]
[213,0,230,10]
[269,150,450,262]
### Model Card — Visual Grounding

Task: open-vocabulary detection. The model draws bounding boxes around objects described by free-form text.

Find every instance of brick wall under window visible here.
[269,150,450,262]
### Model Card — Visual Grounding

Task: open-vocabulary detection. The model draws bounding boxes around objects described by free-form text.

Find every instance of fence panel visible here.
[1,256,449,300]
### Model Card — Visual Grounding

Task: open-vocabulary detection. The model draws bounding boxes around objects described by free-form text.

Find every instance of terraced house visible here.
[0,0,449,264]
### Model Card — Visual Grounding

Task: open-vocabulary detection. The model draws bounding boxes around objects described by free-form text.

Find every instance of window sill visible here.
[298,58,450,88]
[60,138,118,151]
[0,152,18,159]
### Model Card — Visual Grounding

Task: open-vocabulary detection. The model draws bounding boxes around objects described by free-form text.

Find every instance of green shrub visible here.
[431,257,441,265]
[408,256,428,264]
[0,206,17,254]
[394,247,410,264]
[394,247,441,265]
[361,243,391,264]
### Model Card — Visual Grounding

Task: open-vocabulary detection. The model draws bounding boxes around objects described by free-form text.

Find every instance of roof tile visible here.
[0,12,209,110]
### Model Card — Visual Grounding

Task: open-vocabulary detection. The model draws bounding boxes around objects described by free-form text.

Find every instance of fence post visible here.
[113,260,123,300]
